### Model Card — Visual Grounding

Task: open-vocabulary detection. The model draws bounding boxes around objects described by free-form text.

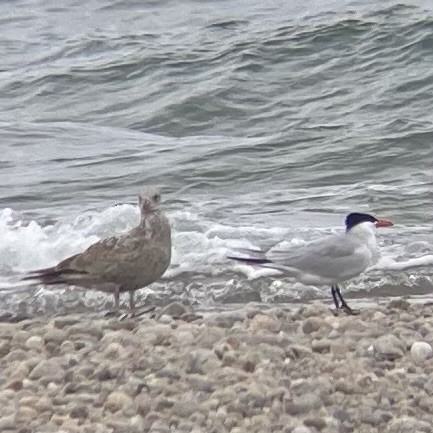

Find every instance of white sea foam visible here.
[0,205,432,304]
[375,255,433,271]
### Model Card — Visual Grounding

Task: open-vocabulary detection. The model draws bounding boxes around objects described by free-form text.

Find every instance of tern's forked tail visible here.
[227,247,271,265]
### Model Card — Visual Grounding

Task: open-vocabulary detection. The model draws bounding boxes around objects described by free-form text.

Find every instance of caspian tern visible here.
[228,212,393,314]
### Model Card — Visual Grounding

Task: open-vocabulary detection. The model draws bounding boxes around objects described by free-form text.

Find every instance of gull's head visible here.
[138,186,161,215]
[345,212,394,233]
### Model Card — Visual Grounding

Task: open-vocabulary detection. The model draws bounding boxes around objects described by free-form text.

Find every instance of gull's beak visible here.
[375,219,394,228]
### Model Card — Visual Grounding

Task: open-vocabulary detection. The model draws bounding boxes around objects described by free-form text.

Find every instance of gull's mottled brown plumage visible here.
[24,186,171,315]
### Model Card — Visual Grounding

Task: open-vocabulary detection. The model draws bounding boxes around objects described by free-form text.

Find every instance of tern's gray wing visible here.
[267,233,372,280]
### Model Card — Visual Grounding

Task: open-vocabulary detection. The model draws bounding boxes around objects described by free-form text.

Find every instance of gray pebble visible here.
[186,349,220,375]
[157,302,189,319]
[0,339,11,357]
[285,393,322,415]
[25,335,44,350]
[44,328,67,345]
[372,334,405,361]
[302,317,324,334]
[69,405,89,419]
[311,339,331,353]
[53,316,81,329]
[387,416,432,433]
[29,359,65,382]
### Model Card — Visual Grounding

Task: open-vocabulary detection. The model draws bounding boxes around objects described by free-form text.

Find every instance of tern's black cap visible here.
[345,213,378,231]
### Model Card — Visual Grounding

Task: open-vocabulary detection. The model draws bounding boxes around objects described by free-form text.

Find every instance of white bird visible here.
[228,212,393,314]
[23,186,171,316]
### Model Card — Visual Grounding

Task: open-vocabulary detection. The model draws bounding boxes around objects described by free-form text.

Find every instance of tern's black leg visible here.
[331,285,339,309]
[335,285,359,315]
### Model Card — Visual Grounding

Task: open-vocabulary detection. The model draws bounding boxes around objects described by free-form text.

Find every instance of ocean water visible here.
[0,0,432,315]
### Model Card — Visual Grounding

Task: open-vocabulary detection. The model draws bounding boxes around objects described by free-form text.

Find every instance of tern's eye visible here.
[153,194,160,202]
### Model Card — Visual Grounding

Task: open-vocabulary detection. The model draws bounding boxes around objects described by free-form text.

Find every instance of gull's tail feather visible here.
[22,268,88,285]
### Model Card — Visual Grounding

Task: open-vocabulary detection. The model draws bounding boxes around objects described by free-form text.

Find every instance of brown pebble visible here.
[302,317,324,334]
[70,406,89,419]
[304,417,327,430]
[243,359,256,373]
[6,379,23,391]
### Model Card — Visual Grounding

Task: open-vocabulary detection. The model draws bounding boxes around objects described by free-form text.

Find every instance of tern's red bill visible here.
[375,219,394,228]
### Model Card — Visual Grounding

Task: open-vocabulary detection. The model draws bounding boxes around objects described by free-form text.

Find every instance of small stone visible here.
[33,396,52,413]
[104,391,133,413]
[51,413,69,426]
[68,324,103,340]
[292,426,312,433]
[0,323,15,339]
[53,316,81,329]
[285,393,322,415]
[286,345,312,359]
[130,415,145,430]
[94,366,113,381]
[171,400,196,417]
[331,342,349,357]
[311,339,331,353]
[186,349,220,375]
[25,336,44,350]
[159,314,172,324]
[44,341,58,356]
[173,329,195,345]
[304,417,326,430]
[248,314,281,333]
[242,358,256,373]
[186,375,215,393]
[14,406,38,423]
[103,342,126,360]
[0,340,11,357]
[29,359,65,382]
[181,313,203,322]
[59,419,81,433]
[372,334,405,361]
[6,379,23,391]
[387,416,431,432]
[4,348,28,362]
[70,405,88,419]
[387,298,411,310]
[135,394,152,416]
[302,317,324,334]
[360,408,390,426]
[60,340,75,354]
[44,328,67,345]
[410,341,433,362]
[299,302,329,319]
[335,380,357,395]
[150,419,170,433]
[0,416,16,431]
[154,398,175,412]
[158,302,188,319]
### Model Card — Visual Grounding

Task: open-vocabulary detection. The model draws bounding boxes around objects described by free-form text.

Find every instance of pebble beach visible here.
[1,299,433,433]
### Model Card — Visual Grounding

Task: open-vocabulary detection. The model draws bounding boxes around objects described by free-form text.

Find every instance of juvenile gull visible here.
[24,186,171,316]
[228,212,393,315]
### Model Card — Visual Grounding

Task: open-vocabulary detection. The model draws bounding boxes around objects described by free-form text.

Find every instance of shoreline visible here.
[1,299,433,432]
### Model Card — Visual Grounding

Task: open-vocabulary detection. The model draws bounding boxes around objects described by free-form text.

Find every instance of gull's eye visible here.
[153,194,160,202]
